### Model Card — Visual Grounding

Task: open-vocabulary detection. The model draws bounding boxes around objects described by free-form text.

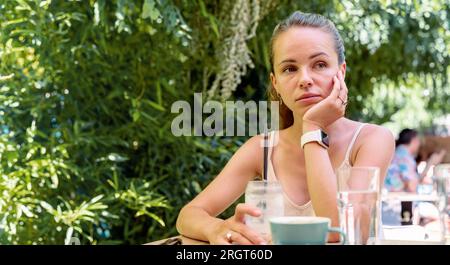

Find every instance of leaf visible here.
[40,201,55,213]
[50,174,59,189]
[80,216,95,223]
[135,210,145,217]
[208,16,220,38]
[156,81,162,105]
[106,153,129,162]
[132,110,140,122]
[146,212,165,227]
[143,99,165,112]
[64,227,74,245]
[107,179,117,189]
[198,0,219,38]
[191,181,201,193]
[90,195,104,204]
[142,0,160,21]
[87,204,108,210]
[19,204,34,218]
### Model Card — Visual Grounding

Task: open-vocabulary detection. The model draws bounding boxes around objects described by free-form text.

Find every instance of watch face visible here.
[321,131,330,147]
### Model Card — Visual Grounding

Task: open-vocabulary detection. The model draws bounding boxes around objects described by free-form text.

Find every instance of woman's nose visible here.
[296,69,313,89]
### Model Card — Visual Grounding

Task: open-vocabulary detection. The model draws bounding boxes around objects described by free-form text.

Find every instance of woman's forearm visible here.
[176,205,223,242]
[303,141,340,242]
[303,142,339,225]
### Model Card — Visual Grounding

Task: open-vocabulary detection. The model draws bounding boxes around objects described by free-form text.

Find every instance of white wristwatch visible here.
[301,129,329,149]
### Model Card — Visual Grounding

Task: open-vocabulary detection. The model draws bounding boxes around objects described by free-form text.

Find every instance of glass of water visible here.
[245,181,284,242]
[337,167,381,245]
[434,164,450,243]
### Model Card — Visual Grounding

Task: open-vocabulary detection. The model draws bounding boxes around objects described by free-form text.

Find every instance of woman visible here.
[176,11,395,245]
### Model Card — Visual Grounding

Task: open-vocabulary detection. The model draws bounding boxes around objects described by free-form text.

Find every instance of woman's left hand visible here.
[302,70,348,132]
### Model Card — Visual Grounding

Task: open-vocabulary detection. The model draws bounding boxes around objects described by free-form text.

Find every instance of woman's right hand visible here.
[302,71,348,132]
[206,203,267,245]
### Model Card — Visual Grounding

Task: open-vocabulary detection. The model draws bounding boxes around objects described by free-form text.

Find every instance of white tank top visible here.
[266,123,366,216]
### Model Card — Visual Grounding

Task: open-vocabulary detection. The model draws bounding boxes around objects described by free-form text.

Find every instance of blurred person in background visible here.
[385,128,446,193]
[383,128,447,227]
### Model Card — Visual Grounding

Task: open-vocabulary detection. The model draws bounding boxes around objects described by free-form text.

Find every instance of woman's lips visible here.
[296,95,322,104]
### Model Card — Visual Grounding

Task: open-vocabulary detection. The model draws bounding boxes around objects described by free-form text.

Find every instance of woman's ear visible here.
[270,72,278,92]
[340,62,347,80]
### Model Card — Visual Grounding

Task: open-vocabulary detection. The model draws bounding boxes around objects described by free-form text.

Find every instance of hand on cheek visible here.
[302,71,347,132]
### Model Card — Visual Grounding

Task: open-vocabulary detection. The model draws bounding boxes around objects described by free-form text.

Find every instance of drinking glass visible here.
[337,167,381,245]
[433,164,450,244]
[245,181,284,241]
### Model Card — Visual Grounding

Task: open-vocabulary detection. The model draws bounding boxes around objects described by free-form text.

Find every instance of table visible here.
[145,235,208,245]
[382,192,438,202]
[382,192,439,225]
[148,192,446,245]
[146,234,450,245]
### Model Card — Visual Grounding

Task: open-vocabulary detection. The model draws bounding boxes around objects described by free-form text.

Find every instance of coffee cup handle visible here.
[327,227,346,245]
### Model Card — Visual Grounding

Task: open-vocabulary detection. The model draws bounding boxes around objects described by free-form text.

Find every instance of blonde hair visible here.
[268,11,345,129]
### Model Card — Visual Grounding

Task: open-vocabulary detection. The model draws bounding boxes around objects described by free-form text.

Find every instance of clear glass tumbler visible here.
[245,181,284,241]
[433,164,450,244]
[337,167,381,245]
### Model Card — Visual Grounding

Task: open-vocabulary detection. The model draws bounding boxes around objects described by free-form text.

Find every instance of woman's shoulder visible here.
[353,122,395,153]
[349,121,395,164]
[243,130,281,151]
[359,123,394,140]
[236,134,266,171]
[239,130,285,173]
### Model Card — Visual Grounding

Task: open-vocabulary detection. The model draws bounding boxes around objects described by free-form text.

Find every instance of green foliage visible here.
[0,0,448,244]
[0,0,228,244]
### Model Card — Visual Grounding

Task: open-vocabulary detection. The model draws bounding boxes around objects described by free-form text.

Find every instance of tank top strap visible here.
[342,123,366,165]
[266,131,278,181]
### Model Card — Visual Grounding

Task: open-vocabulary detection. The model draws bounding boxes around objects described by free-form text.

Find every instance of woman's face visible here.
[271,26,346,115]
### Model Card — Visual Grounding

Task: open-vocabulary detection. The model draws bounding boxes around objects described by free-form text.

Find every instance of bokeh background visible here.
[0,0,448,244]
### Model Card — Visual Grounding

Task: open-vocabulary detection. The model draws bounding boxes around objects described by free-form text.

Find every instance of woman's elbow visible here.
[176,205,188,235]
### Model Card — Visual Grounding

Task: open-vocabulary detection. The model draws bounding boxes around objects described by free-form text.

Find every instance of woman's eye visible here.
[282,66,296,73]
[314,62,327,69]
